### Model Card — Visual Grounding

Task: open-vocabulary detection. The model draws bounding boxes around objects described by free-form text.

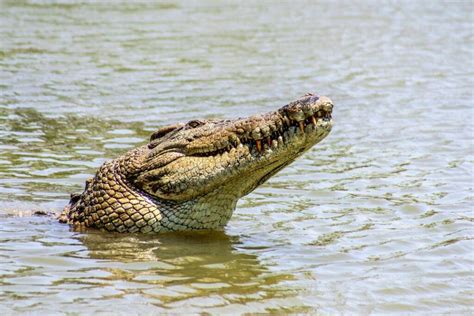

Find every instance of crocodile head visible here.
[62,93,334,233]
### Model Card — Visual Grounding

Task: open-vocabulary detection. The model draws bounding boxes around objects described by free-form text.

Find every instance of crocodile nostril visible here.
[316,96,333,113]
[309,95,320,103]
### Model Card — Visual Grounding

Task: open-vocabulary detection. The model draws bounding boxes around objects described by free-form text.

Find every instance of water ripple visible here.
[0,0,473,314]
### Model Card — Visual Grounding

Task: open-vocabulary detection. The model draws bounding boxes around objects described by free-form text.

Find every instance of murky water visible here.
[1,0,473,314]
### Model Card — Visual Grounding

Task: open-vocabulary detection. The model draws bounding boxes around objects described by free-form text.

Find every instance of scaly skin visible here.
[59,93,334,233]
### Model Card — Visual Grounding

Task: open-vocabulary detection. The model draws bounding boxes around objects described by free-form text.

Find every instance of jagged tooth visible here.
[298,121,305,133]
[256,140,262,152]
[311,115,317,125]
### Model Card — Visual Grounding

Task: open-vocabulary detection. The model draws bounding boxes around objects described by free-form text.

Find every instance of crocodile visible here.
[59,93,334,233]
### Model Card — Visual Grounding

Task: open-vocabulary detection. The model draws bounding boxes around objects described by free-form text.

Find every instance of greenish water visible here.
[0,0,473,314]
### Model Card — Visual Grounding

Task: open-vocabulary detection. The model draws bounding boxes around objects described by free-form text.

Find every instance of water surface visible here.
[0,0,473,314]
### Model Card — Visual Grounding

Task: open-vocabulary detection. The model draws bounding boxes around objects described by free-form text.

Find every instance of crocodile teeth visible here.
[256,140,262,152]
[311,116,317,125]
[298,121,305,133]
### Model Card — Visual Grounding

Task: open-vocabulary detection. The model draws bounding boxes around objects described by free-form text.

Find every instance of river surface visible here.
[0,0,473,314]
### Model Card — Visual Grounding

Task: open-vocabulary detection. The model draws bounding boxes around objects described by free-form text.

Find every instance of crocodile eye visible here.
[186,119,206,129]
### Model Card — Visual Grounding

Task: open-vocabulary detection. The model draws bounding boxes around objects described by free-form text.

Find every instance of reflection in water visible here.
[83,231,311,314]
[0,214,303,314]
[77,231,295,309]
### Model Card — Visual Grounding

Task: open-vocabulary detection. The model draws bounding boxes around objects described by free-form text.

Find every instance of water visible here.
[0,0,473,314]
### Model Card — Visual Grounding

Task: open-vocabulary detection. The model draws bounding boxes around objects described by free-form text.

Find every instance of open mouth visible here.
[190,106,333,158]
